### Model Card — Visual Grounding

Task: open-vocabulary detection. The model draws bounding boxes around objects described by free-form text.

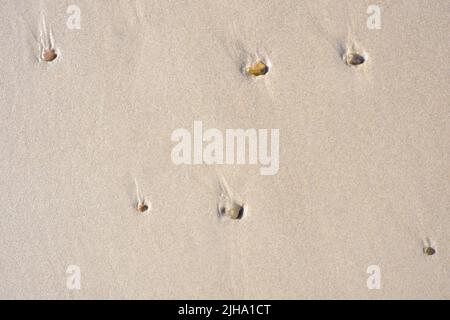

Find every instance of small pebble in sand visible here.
[423,247,436,256]
[247,60,269,76]
[345,52,366,66]
[137,202,149,213]
[42,49,58,62]
[219,201,246,220]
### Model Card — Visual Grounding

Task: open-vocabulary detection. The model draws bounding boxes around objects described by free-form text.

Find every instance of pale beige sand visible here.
[0,0,449,299]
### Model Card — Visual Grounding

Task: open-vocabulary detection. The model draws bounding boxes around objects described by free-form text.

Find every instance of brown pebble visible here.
[137,203,149,213]
[42,49,57,62]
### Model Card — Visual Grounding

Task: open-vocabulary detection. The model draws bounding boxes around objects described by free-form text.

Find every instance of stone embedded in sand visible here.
[42,49,57,62]
[423,247,436,256]
[219,200,245,220]
[346,52,366,66]
[226,204,245,220]
[247,60,269,76]
[137,202,149,213]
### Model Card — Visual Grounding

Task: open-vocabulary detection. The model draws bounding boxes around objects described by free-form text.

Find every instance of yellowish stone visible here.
[247,61,269,76]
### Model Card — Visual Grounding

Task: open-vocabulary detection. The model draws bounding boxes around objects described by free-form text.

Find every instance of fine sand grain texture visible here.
[0,0,449,299]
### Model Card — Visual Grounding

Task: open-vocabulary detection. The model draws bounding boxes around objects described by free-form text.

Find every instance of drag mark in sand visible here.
[217,176,247,220]
[38,14,59,63]
[134,179,151,214]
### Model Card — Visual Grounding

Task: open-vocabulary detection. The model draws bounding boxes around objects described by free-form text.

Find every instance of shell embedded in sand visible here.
[247,60,269,76]
[42,49,58,62]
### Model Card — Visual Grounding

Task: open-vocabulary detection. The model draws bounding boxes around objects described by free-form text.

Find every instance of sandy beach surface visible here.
[0,0,449,299]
